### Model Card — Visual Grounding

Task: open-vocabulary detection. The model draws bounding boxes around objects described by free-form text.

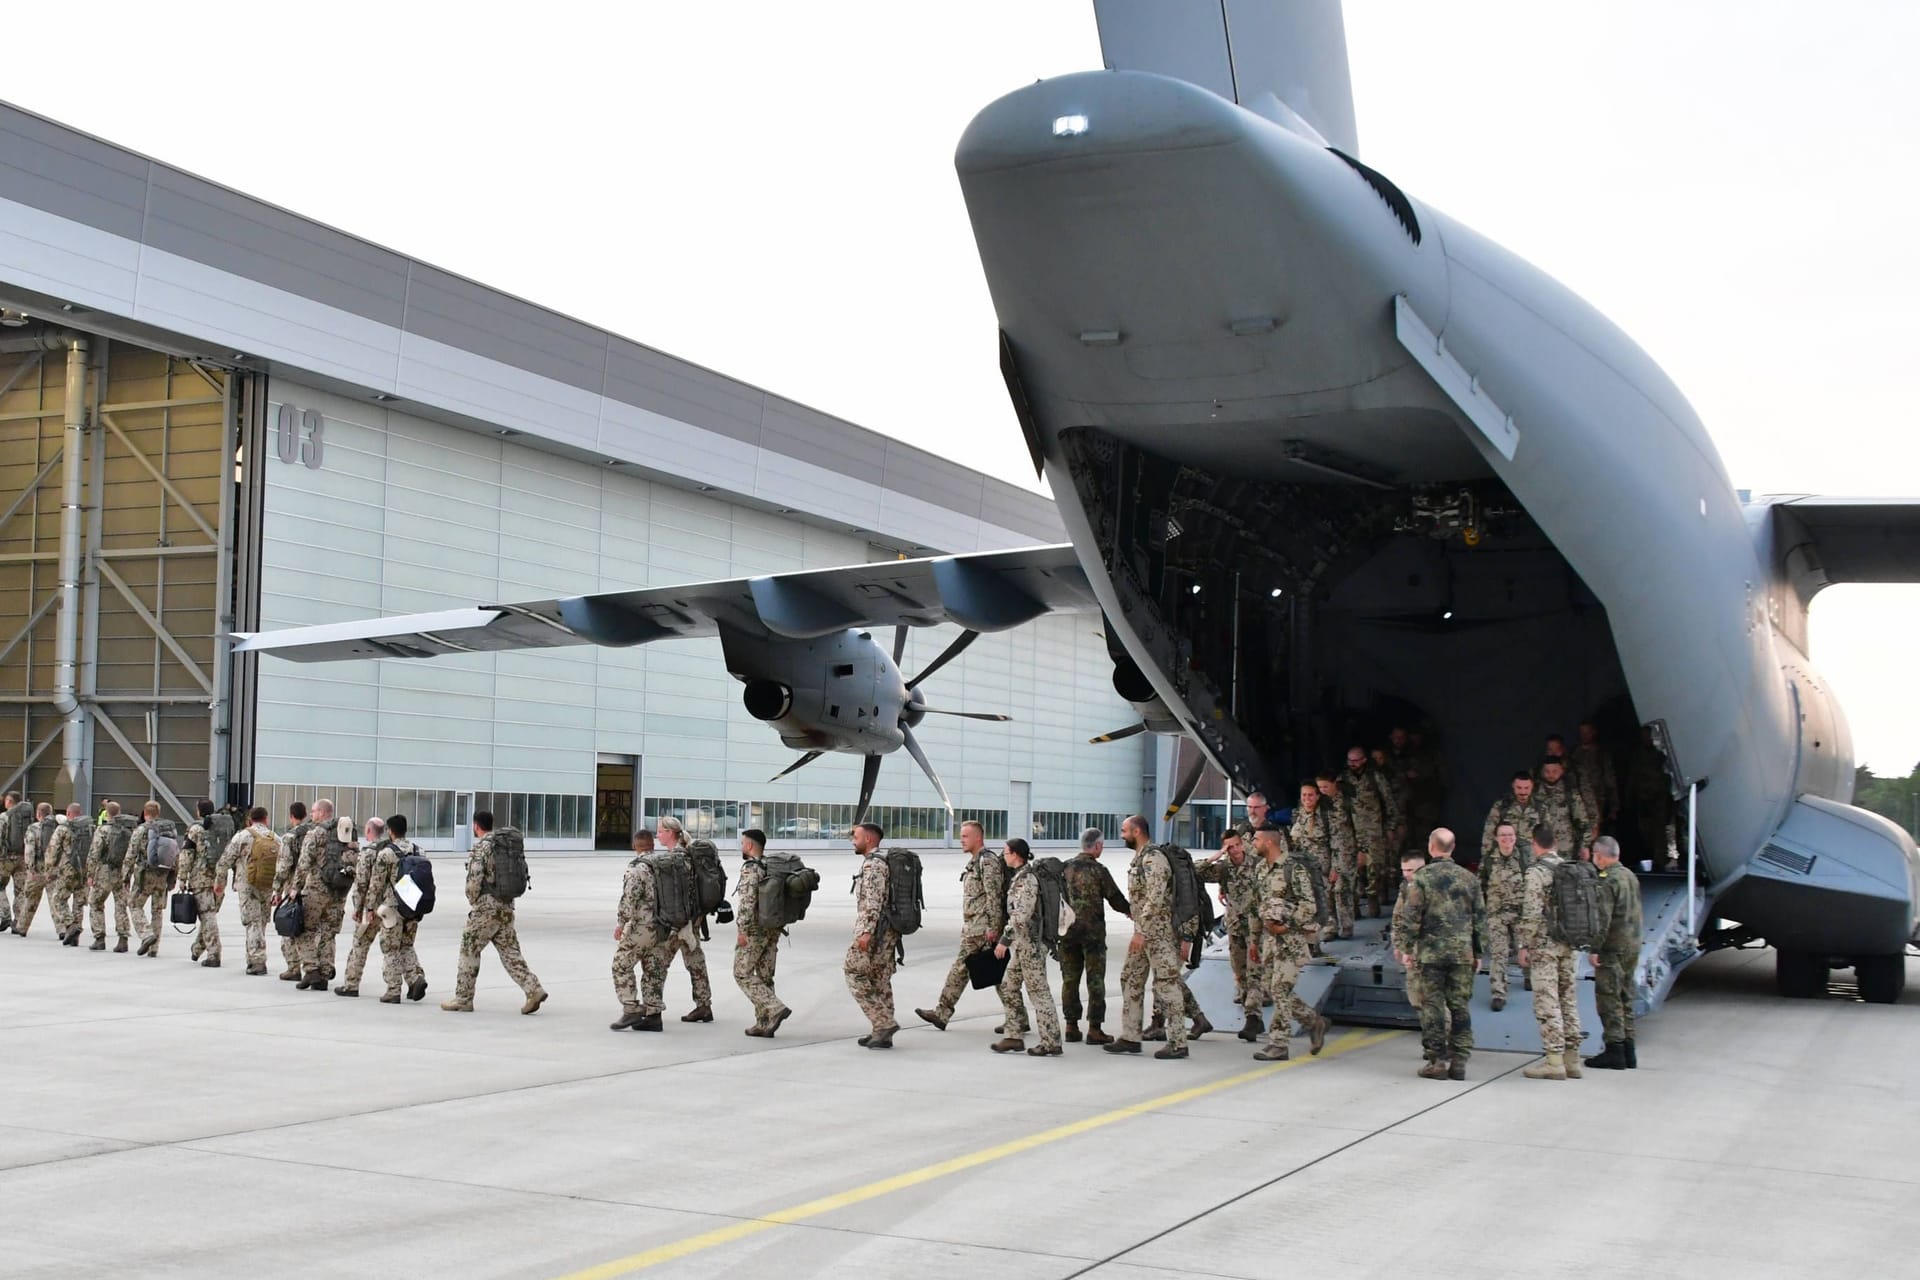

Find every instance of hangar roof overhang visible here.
[0,100,1061,556]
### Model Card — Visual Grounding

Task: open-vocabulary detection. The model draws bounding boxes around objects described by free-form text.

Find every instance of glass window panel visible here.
[544,794,561,837]
[375,788,398,825]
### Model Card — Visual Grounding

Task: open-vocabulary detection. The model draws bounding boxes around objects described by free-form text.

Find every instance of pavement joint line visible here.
[546,1027,1404,1280]
[1058,1051,1535,1279]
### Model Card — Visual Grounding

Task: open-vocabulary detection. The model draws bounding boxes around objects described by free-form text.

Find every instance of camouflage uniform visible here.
[45,819,88,939]
[1627,745,1678,866]
[293,823,351,978]
[1058,852,1129,1027]
[339,841,381,989]
[1258,850,1321,1051]
[451,833,544,1007]
[178,821,225,963]
[1389,878,1425,1010]
[1480,796,1550,866]
[1000,863,1062,1050]
[1534,777,1593,862]
[664,918,713,1010]
[85,818,137,946]
[1322,789,1363,936]
[612,855,667,1016]
[1477,841,1530,1001]
[1519,854,1583,1055]
[1571,741,1619,832]
[931,846,1009,1024]
[0,798,22,931]
[214,824,280,971]
[1197,847,1261,1010]
[367,839,426,999]
[1286,805,1339,938]
[843,849,895,1035]
[272,820,314,976]
[1340,765,1401,912]
[1397,858,1485,1066]
[123,820,172,952]
[732,856,786,1027]
[12,819,51,934]
[1592,862,1643,1046]
[1118,844,1187,1050]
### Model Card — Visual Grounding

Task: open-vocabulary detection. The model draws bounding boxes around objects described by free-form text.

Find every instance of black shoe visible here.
[863,1030,894,1049]
[114,937,128,954]
[1103,1039,1142,1055]
[635,1012,664,1032]
[610,1010,646,1031]
[333,985,359,997]
[201,957,220,968]
[1238,1013,1264,1042]
[1064,1023,1082,1043]
[1585,1042,1628,1070]
[64,930,81,947]
[1624,1039,1637,1069]
[407,977,428,1002]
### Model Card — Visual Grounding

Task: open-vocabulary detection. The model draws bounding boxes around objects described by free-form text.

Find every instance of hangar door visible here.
[0,328,263,818]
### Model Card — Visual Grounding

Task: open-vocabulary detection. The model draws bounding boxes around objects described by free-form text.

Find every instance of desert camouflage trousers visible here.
[1231,930,1263,1012]
[613,925,669,1015]
[666,926,713,1006]
[1330,849,1359,937]
[187,889,222,962]
[733,932,785,1025]
[1528,943,1582,1054]
[843,936,895,1034]
[380,917,423,997]
[1001,940,1061,1049]
[1485,906,1523,999]
[87,871,132,943]
[456,898,542,1003]
[342,912,381,987]
[1120,926,1187,1049]
[10,868,47,934]
[1057,936,1110,1025]
[128,870,170,949]
[296,887,345,976]
[1264,934,1316,1048]
[47,866,85,937]
[235,885,269,967]
[0,855,18,928]
[934,925,1013,1023]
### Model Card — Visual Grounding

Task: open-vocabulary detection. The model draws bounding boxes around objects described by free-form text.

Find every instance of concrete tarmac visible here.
[4,850,1917,1278]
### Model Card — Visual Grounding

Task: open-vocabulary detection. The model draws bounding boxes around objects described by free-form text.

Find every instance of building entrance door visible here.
[596,754,638,849]
[454,792,475,852]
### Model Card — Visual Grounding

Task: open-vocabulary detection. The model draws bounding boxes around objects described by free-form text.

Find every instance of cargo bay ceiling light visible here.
[1052,114,1088,137]
[0,308,29,327]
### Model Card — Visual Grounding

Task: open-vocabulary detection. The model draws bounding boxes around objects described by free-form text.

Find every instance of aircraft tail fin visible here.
[1091,0,1359,153]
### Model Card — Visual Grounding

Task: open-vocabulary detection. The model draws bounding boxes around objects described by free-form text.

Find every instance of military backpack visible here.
[686,838,729,918]
[755,853,820,932]
[392,842,437,921]
[100,814,140,871]
[1159,843,1215,942]
[1029,856,1066,955]
[244,828,279,893]
[0,800,29,856]
[642,850,695,931]
[34,815,59,864]
[1547,858,1604,949]
[202,811,236,865]
[881,847,924,941]
[145,819,182,872]
[65,816,94,875]
[317,820,357,894]
[483,827,529,900]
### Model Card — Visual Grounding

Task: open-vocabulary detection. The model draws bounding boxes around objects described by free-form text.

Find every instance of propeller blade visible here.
[916,707,1012,722]
[1089,722,1149,744]
[854,753,883,825]
[768,750,825,783]
[906,629,979,690]
[1162,751,1208,820]
[901,726,954,813]
[892,623,908,666]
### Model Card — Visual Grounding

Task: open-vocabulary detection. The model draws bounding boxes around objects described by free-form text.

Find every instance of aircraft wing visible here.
[232,544,1097,663]
[1769,496,1920,585]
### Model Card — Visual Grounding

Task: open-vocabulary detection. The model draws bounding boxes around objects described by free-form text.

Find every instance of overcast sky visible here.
[7,1,1917,770]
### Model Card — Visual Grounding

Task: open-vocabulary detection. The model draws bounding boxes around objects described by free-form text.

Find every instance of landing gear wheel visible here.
[1776,949,1827,999]
[1854,954,1906,1005]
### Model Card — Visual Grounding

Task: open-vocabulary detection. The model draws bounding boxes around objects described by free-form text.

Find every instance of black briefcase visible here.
[965,945,1010,990]
[169,890,197,926]
[272,895,306,938]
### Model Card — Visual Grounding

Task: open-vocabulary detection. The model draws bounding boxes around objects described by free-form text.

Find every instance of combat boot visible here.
[680,1004,712,1023]
[333,984,359,997]
[201,957,220,968]
[1308,1013,1330,1056]
[862,1028,894,1049]
[191,941,203,961]
[89,937,105,951]
[1490,995,1506,1012]
[1252,1044,1289,1062]
[245,962,266,976]
[1624,1039,1638,1069]
[915,1007,949,1031]
[990,1036,1026,1054]
[440,998,474,1012]
[769,1007,793,1035]
[278,965,298,979]
[1027,1044,1063,1057]
[141,938,158,957]
[1102,1038,1142,1055]
[64,928,81,946]
[1522,1055,1567,1081]
[744,1024,772,1038]
[1561,1049,1584,1079]
[1417,1058,1451,1080]
[378,993,402,1004]
[1153,1044,1188,1060]
[1064,1021,1081,1043]
[634,1012,663,1031]
[521,990,548,1015]
[1584,1042,1628,1071]
[1238,1013,1264,1042]
[1084,1022,1113,1046]
[610,1009,647,1031]
[408,977,428,1002]
[1190,1012,1213,1039]
[1141,1015,1167,1042]
[113,937,128,954]
[1447,1058,1467,1081]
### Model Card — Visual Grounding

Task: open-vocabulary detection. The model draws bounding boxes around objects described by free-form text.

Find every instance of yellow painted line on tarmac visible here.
[553,1027,1405,1279]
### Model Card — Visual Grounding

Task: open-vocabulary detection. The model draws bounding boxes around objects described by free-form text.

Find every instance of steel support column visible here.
[52,335,89,800]
[207,367,237,802]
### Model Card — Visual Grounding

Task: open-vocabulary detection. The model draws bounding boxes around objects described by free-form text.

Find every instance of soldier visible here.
[1584,836,1643,1071]
[443,809,547,1014]
[654,816,714,1023]
[1535,757,1595,863]
[610,829,668,1032]
[990,838,1063,1056]
[1394,828,1485,1080]
[1287,782,1339,952]
[1478,820,1528,1011]
[11,802,54,936]
[83,801,136,952]
[1198,829,1264,1039]
[1055,827,1130,1045]
[1519,825,1585,1081]
[1314,772,1362,938]
[1250,824,1330,1062]
[335,816,387,996]
[44,804,90,946]
[1104,814,1189,1060]
[178,799,229,967]
[291,799,354,988]
[1372,746,1412,856]
[1389,850,1431,1010]
[1573,722,1620,835]
[270,801,315,980]
[915,818,1008,1033]
[359,814,428,1005]
[734,827,791,1037]
[0,791,22,932]
[1481,771,1550,868]
[1627,727,1679,869]
[123,801,172,955]
[844,821,897,1049]
[1340,746,1401,916]
[214,807,280,975]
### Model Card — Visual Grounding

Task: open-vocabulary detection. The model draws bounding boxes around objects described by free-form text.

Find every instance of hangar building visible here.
[0,101,1154,849]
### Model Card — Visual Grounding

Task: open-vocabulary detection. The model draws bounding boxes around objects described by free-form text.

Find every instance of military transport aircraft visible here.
[237,1,1920,1004]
